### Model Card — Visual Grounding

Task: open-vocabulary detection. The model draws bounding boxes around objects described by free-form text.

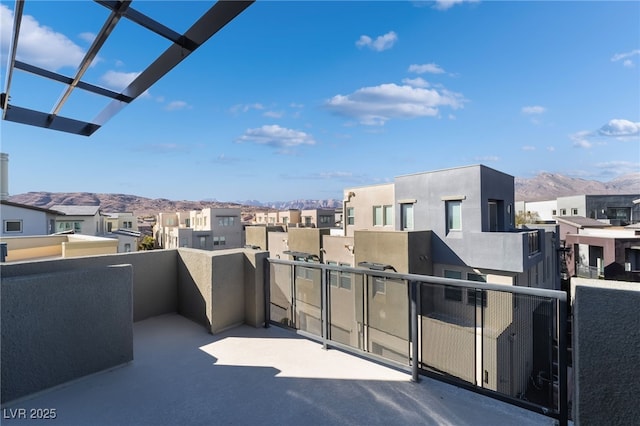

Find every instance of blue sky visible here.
[1,0,639,202]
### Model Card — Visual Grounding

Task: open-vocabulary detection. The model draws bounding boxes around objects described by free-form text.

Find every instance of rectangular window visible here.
[347,207,355,225]
[282,217,289,225]
[552,210,557,216]
[124,243,131,253]
[320,215,332,224]
[199,236,207,248]
[4,220,22,233]
[185,218,190,227]
[446,200,462,232]
[401,203,414,230]
[444,270,463,301]
[339,263,352,290]
[218,216,236,227]
[571,208,578,215]
[467,289,487,307]
[304,216,312,226]
[528,231,540,255]
[383,205,393,226]
[560,208,567,215]
[373,206,383,226]
[213,236,226,246]
[328,262,339,287]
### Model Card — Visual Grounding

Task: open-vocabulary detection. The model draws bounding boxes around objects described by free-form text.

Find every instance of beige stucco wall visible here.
[287,228,331,261]
[322,235,355,266]
[354,230,432,275]
[344,183,395,237]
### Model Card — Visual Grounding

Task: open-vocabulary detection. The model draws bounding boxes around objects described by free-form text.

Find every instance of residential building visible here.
[105,212,138,232]
[154,207,243,251]
[253,208,336,228]
[1,200,61,236]
[556,194,640,225]
[515,200,558,222]
[51,205,106,235]
[556,216,640,281]
[343,183,395,237]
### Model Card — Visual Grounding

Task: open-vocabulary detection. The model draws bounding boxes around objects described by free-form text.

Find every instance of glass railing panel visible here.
[294,265,322,336]
[270,263,293,327]
[328,271,364,350]
[367,276,409,364]
[420,282,476,384]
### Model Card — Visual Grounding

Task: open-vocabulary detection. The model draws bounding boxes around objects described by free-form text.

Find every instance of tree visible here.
[138,236,155,251]
[515,210,541,226]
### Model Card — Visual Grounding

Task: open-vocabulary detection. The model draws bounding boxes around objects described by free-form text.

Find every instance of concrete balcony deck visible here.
[2,313,554,426]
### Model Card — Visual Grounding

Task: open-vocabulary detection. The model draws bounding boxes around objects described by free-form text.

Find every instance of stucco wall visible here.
[1,265,133,403]
[572,278,640,425]
[177,248,269,334]
[0,250,178,322]
[0,204,52,236]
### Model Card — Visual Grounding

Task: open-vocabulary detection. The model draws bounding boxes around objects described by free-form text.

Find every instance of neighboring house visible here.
[557,216,640,281]
[253,208,336,228]
[515,200,558,222]
[51,205,106,235]
[154,208,243,250]
[105,212,138,232]
[109,229,142,253]
[556,195,639,225]
[0,200,61,236]
[343,183,395,237]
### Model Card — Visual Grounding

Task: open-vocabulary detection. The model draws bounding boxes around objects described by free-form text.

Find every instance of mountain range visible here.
[7,172,639,216]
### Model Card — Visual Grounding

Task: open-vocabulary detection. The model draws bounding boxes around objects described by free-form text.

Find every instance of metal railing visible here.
[265,258,569,426]
[576,264,602,279]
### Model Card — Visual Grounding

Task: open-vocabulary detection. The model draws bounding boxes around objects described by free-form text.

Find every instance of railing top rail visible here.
[268,257,567,301]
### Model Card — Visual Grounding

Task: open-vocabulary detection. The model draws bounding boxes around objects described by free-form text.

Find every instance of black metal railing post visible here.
[558,298,569,426]
[410,280,419,382]
[263,257,270,328]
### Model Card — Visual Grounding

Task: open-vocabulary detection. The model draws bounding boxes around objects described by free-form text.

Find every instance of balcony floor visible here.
[2,314,554,425]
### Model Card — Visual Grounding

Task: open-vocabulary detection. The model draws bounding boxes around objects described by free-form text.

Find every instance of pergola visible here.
[1,0,254,136]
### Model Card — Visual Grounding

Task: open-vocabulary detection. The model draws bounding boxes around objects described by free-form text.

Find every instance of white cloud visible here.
[289,102,304,108]
[611,49,640,62]
[611,49,640,68]
[401,77,430,88]
[433,0,480,11]
[570,131,592,149]
[165,100,190,111]
[100,70,141,91]
[598,119,640,137]
[408,63,445,74]
[546,146,555,152]
[78,32,95,43]
[594,161,640,176]
[263,110,284,118]
[522,105,546,115]
[522,146,536,151]
[1,4,85,71]
[325,83,465,126]
[236,125,316,153]
[355,31,398,52]
[229,103,264,114]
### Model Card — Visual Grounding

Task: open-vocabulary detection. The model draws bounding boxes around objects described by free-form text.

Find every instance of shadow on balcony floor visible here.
[2,314,555,425]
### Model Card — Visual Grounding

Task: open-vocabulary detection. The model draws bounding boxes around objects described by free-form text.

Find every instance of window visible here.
[4,220,22,233]
[571,208,578,215]
[304,216,312,226]
[218,216,236,227]
[328,262,352,290]
[552,209,557,216]
[57,221,82,233]
[347,207,355,225]
[320,215,332,224]
[282,217,289,225]
[185,218,190,227]
[373,206,383,226]
[528,231,540,255]
[383,205,393,226]
[446,200,462,232]
[560,208,567,215]
[443,270,463,301]
[296,266,314,280]
[199,236,207,248]
[467,289,487,307]
[124,243,131,253]
[213,236,226,246]
[401,203,414,230]
[467,273,487,307]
